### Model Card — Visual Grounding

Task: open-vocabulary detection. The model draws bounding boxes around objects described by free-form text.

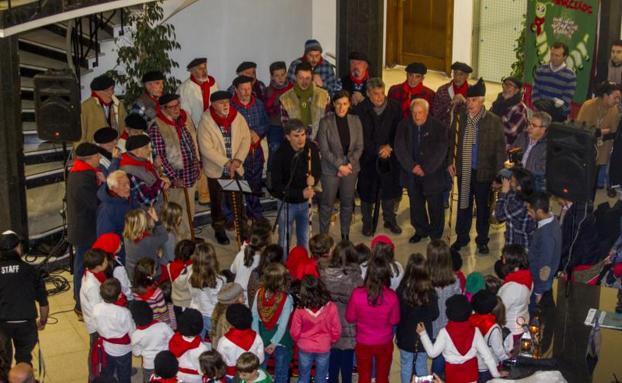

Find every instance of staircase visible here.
[20,11,124,249]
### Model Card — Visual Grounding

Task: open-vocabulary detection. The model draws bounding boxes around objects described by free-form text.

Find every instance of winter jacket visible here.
[395,286,439,353]
[319,264,363,349]
[67,167,99,247]
[345,286,400,345]
[96,184,137,249]
[124,223,169,281]
[290,301,342,353]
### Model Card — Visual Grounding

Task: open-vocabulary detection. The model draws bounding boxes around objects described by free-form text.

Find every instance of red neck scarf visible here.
[469,313,497,336]
[120,131,129,140]
[444,320,478,383]
[150,376,178,383]
[70,159,103,185]
[224,328,256,351]
[231,94,256,110]
[85,269,106,283]
[115,293,128,307]
[168,259,192,282]
[119,152,156,174]
[169,333,201,358]
[156,109,189,139]
[145,92,161,114]
[136,320,159,331]
[350,69,369,86]
[191,75,216,111]
[401,81,425,113]
[452,81,469,97]
[504,269,533,290]
[257,289,287,330]
[209,106,238,132]
[91,91,112,107]
[136,285,157,301]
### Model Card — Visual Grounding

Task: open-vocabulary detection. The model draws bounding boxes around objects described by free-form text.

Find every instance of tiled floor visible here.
[30,68,613,382]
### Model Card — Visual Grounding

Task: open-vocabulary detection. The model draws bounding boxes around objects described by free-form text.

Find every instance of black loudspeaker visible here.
[546,122,597,202]
[33,69,81,142]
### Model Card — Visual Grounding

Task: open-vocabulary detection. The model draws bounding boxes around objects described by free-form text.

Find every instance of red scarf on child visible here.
[191,75,216,111]
[257,288,288,330]
[503,269,533,290]
[136,320,159,331]
[209,106,238,132]
[444,320,478,383]
[224,328,256,351]
[156,109,189,139]
[168,332,201,358]
[469,313,497,336]
[452,81,469,98]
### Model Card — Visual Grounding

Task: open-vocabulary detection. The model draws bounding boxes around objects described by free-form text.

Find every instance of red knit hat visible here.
[371,234,394,251]
[92,233,121,254]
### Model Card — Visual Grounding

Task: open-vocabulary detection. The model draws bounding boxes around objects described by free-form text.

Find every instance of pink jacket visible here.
[345,286,400,345]
[289,302,342,353]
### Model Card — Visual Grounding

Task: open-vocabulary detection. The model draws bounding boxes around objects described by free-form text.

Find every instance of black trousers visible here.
[406,180,444,239]
[360,199,397,228]
[207,177,244,233]
[0,320,38,365]
[455,170,492,247]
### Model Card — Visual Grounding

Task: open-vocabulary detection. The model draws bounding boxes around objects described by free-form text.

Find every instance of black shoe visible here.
[362,224,373,237]
[409,234,425,243]
[384,221,402,234]
[341,233,349,241]
[478,244,490,254]
[215,231,230,245]
[450,242,462,252]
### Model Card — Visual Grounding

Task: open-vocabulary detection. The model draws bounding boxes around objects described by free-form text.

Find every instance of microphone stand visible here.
[272,148,304,252]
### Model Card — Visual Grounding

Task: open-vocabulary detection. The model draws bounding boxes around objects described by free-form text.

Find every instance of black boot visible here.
[341,233,349,241]
[215,230,230,245]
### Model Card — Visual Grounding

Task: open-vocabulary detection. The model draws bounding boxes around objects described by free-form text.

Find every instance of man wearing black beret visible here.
[67,143,105,315]
[93,127,120,176]
[149,93,201,239]
[341,51,370,106]
[491,76,529,146]
[431,61,472,129]
[227,61,267,102]
[130,70,165,126]
[117,113,149,153]
[80,74,126,146]
[388,62,436,118]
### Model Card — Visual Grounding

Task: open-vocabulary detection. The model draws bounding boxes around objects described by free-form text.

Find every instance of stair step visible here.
[25,160,65,189]
[20,30,93,69]
[19,50,69,71]
[24,142,67,166]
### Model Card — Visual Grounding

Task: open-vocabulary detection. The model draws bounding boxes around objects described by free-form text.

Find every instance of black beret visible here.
[406,62,427,75]
[451,62,473,74]
[348,51,369,62]
[90,75,115,91]
[129,300,153,327]
[75,142,100,157]
[158,93,180,106]
[142,70,165,83]
[186,57,207,71]
[177,308,203,337]
[125,135,151,152]
[233,75,254,88]
[446,294,472,322]
[93,127,118,144]
[226,303,252,330]
[503,76,523,89]
[154,351,178,379]
[466,77,486,97]
[269,61,287,74]
[210,90,232,103]
[236,61,257,73]
[472,290,498,315]
[0,230,20,251]
[125,114,148,131]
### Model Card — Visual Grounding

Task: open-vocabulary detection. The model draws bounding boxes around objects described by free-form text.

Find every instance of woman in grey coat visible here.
[316,90,364,240]
[318,240,363,383]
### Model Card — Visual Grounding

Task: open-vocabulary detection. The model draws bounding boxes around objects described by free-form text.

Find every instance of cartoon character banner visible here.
[524,0,598,105]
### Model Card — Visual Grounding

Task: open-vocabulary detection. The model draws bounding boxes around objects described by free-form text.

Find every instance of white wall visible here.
[311,0,337,60]
[452,0,474,66]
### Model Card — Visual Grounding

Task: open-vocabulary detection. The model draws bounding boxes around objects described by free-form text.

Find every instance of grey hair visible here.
[410,98,429,113]
[367,77,385,90]
[531,111,552,128]
[107,170,128,189]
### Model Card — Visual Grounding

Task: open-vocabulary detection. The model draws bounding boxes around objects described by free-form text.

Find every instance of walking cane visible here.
[182,186,196,241]
[230,177,242,248]
[446,107,461,243]
[307,146,314,237]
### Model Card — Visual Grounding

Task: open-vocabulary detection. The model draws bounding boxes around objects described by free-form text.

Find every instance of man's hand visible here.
[161,176,171,190]
[338,164,352,177]
[501,178,511,193]
[313,74,324,88]
[250,131,261,144]
[227,159,242,177]
[351,91,365,105]
[412,165,425,177]
[96,172,106,185]
[112,146,121,159]
[37,318,47,331]
[303,187,315,200]
[154,155,163,169]
[378,145,392,159]
[448,164,456,178]
[452,94,466,105]
[306,175,315,187]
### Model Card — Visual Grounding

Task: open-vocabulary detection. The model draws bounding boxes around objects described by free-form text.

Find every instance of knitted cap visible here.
[465,272,485,295]
[304,39,323,54]
[91,233,121,254]
[371,234,394,251]
[226,303,252,330]
[446,294,472,322]
[177,308,204,337]
[218,282,244,304]
[154,350,179,379]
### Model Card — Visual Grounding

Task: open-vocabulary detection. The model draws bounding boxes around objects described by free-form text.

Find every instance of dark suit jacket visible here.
[67,170,99,247]
[317,112,364,176]
[394,116,448,195]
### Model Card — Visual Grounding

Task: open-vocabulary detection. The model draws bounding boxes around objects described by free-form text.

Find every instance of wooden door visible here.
[386,0,454,74]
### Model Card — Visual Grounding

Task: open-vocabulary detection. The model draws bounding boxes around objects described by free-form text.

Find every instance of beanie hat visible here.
[446,294,472,322]
[304,39,323,54]
[371,234,394,251]
[218,283,244,305]
[471,290,498,315]
[91,233,121,254]
[226,303,252,330]
[129,300,154,327]
[154,350,179,379]
[177,308,203,336]
[0,230,20,252]
[465,272,485,295]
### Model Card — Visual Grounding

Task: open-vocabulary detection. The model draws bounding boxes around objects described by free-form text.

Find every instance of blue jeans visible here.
[102,352,132,383]
[73,244,90,311]
[201,315,212,340]
[261,345,289,383]
[597,165,607,188]
[329,348,354,383]
[298,350,330,383]
[399,349,429,383]
[278,201,309,257]
[430,342,445,379]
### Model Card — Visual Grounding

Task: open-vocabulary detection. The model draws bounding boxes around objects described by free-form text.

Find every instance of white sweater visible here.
[189,272,226,317]
[217,332,264,375]
[79,272,102,334]
[477,324,511,372]
[131,322,174,369]
[113,260,133,301]
[498,280,532,335]
[230,245,260,304]
[177,338,211,383]
[420,328,501,378]
[178,77,219,127]
[93,302,135,357]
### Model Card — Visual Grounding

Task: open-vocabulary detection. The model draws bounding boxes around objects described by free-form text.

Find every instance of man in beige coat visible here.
[197,90,251,244]
[80,74,126,145]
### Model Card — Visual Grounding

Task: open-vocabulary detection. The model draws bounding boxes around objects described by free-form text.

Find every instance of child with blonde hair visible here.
[123,207,168,281]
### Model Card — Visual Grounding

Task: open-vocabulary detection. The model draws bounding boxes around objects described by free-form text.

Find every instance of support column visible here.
[0,36,28,241]
[336,0,384,78]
